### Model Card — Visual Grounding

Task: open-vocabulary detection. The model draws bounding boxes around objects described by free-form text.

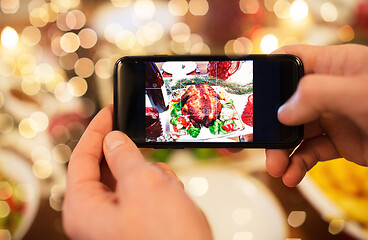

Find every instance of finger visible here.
[265,148,294,177]
[153,162,184,188]
[103,131,145,180]
[282,135,340,187]
[278,74,350,126]
[67,105,113,187]
[272,44,321,74]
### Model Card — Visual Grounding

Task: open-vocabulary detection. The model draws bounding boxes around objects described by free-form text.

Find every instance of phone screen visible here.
[114,55,303,148]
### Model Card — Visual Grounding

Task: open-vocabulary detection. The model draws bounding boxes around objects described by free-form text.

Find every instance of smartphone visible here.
[114,55,303,149]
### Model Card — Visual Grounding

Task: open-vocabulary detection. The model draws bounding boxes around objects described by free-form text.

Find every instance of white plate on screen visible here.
[178,168,287,240]
[162,61,197,79]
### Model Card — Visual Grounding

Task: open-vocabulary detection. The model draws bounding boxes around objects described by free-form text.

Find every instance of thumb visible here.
[278,74,347,126]
[103,131,145,180]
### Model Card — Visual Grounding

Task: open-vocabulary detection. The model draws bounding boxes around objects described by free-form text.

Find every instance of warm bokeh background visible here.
[0,0,367,239]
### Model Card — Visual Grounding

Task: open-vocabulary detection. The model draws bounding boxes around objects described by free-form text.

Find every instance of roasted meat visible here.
[181,84,222,127]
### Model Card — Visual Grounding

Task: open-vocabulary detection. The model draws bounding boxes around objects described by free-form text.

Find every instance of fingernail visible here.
[104,131,127,150]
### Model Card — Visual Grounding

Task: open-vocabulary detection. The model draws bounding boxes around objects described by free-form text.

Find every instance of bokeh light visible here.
[115,30,136,50]
[0,201,10,218]
[30,111,49,132]
[287,211,307,228]
[188,0,209,16]
[74,58,94,78]
[0,230,11,240]
[1,0,19,14]
[328,219,345,235]
[21,26,42,47]
[320,2,338,22]
[111,0,132,8]
[1,26,19,49]
[289,0,309,21]
[168,0,188,16]
[19,118,38,138]
[265,0,277,12]
[0,182,12,200]
[32,159,53,179]
[239,0,259,14]
[338,25,354,42]
[54,82,74,102]
[29,7,49,28]
[0,57,16,77]
[170,22,191,42]
[95,58,114,79]
[66,10,86,30]
[260,34,278,53]
[69,76,88,97]
[274,0,291,19]
[78,28,98,49]
[52,144,72,164]
[134,0,155,20]
[60,32,80,53]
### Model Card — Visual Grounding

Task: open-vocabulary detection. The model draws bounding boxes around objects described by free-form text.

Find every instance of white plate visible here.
[0,150,41,240]
[178,168,287,240]
[162,61,197,79]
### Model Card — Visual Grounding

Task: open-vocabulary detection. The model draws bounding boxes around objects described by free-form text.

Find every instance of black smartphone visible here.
[114,55,303,149]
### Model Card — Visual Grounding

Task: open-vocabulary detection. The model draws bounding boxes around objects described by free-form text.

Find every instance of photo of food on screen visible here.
[145,60,253,143]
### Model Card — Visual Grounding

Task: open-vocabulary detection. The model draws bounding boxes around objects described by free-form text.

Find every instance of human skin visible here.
[266,44,368,187]
[62,105,212,240]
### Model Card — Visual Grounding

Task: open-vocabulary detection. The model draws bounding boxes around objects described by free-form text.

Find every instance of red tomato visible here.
[177,117,187,128]
[222,123,234,132]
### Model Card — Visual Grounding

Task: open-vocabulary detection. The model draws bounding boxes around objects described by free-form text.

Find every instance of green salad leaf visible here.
[170,117,179,125]
[173,101,182,111]
[170,108,179,117]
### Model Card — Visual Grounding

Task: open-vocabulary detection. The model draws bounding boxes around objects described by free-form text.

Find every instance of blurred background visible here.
[0,0,367,239]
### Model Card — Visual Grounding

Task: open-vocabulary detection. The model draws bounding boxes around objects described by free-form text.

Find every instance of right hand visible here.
[266,44,368,187]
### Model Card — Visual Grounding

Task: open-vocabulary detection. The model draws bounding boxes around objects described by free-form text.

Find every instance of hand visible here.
[62,105,212,240]
[266,44,368,187]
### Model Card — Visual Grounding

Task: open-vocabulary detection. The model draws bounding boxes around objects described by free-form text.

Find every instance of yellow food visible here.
[309,158,368,232]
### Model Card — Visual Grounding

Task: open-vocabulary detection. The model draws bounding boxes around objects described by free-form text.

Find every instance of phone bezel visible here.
[113,54,304,149]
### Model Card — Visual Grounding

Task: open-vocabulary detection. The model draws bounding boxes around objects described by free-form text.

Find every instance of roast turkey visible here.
[181,84,222,128]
